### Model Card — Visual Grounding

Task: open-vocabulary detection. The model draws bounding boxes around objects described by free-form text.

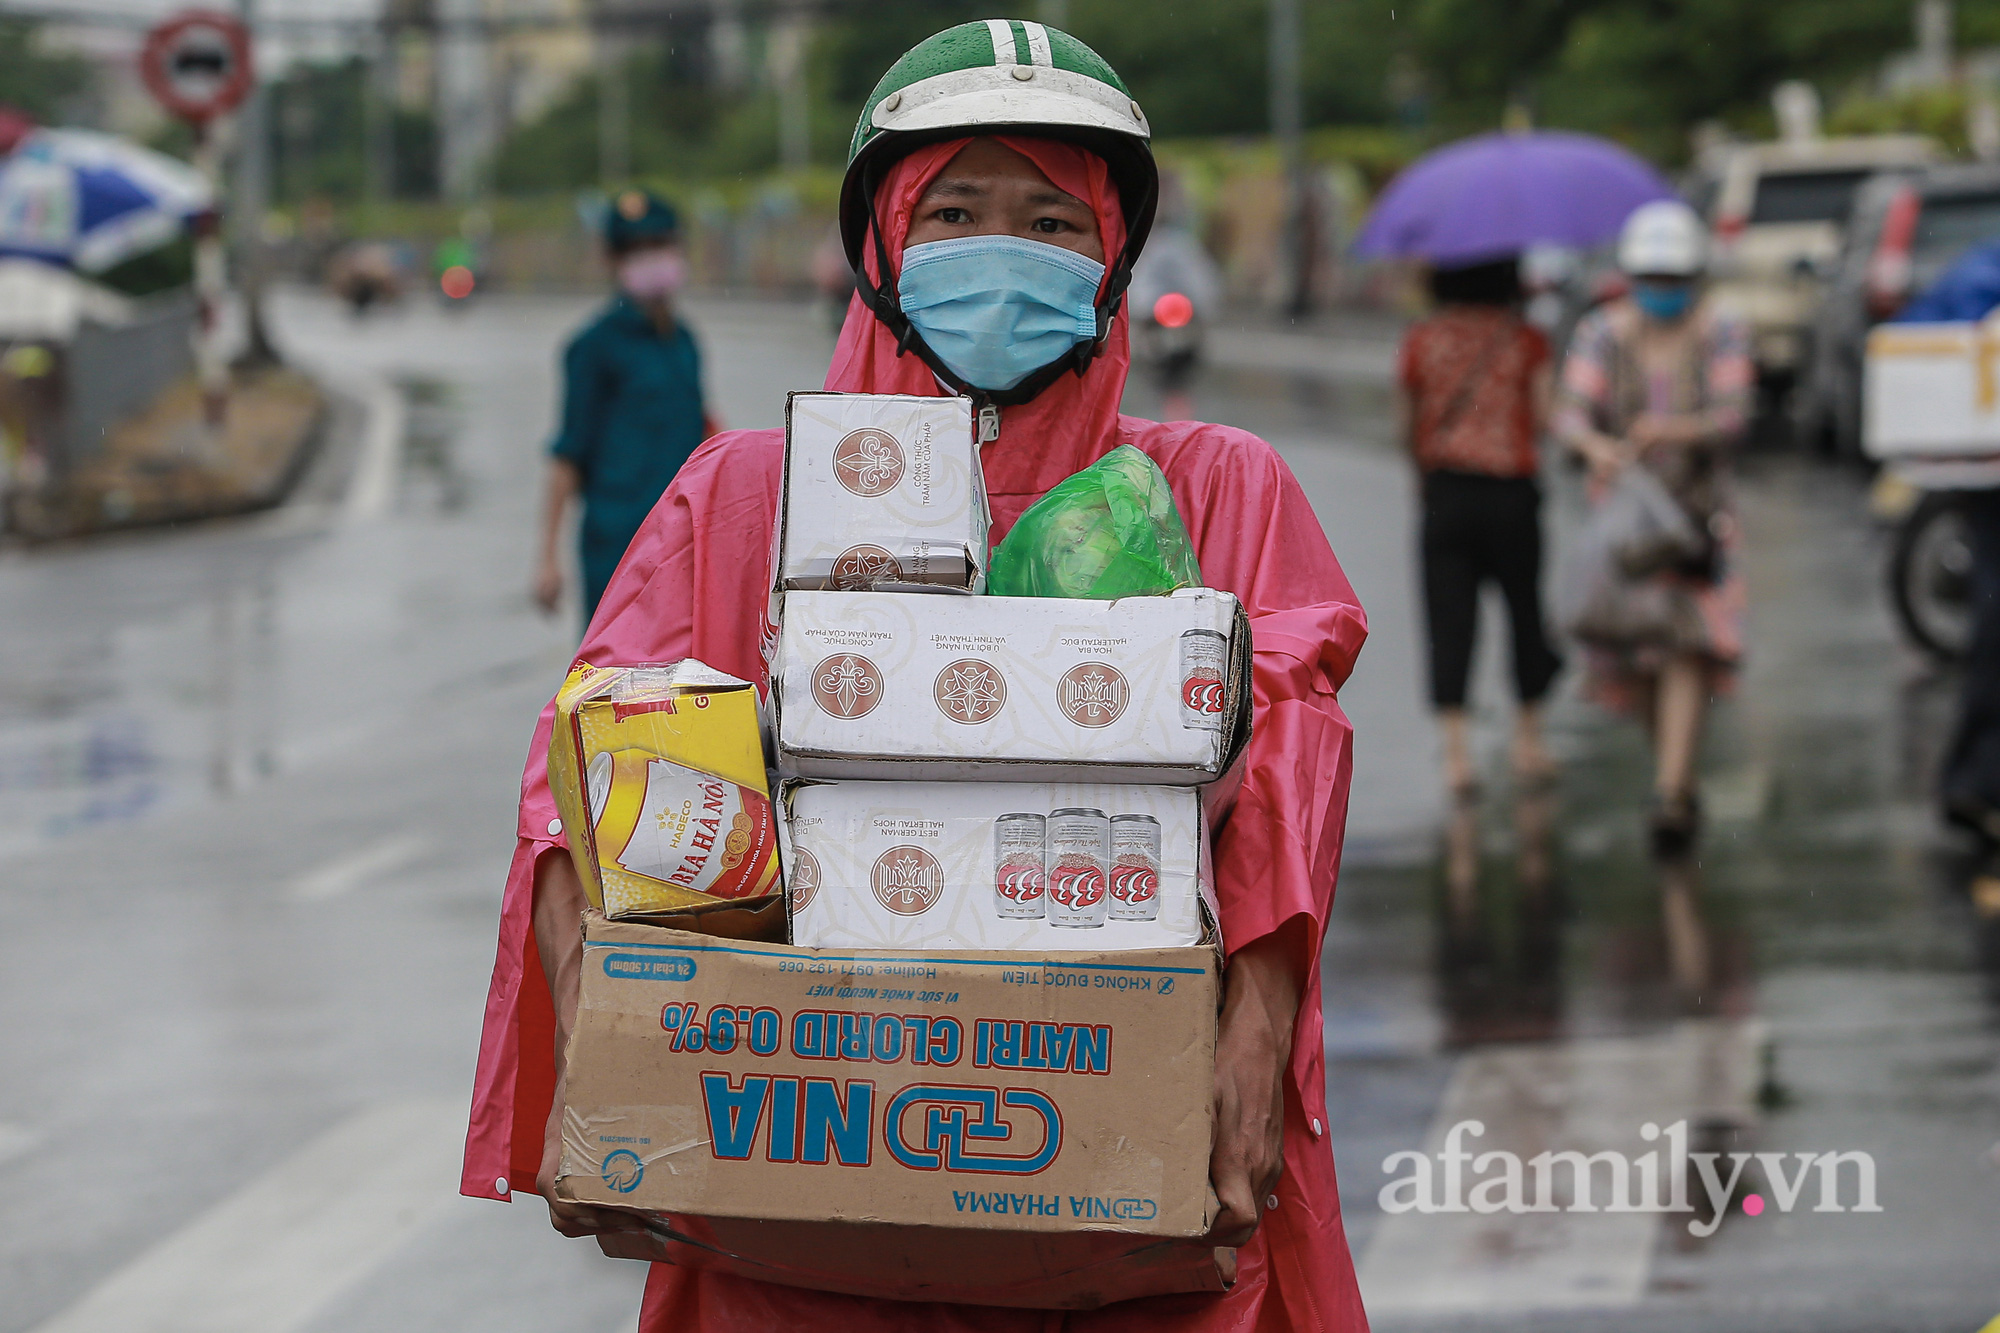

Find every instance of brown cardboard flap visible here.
[612,1214,1235,1309]
[1219,596,1256,776]
[615,893,787,943]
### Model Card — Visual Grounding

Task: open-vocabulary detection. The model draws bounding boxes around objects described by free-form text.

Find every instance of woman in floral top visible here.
[1554,201,1752,860]
[1398,256,1563,796]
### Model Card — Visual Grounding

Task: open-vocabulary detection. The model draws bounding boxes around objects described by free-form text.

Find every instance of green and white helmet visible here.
[840,20,1159,403]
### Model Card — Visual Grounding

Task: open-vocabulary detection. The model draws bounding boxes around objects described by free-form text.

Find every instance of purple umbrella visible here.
[1354,130,1678,266]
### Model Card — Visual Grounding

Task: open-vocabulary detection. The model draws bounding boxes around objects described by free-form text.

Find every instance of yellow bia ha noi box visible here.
[548,660,782,918]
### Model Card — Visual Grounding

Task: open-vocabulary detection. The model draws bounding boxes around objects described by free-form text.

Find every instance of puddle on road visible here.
[1326,454,2000,1318]
[0,371,488,860]
[397,375,470,512]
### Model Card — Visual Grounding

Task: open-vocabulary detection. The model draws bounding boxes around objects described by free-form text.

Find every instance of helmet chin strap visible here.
[852,158,1145,429]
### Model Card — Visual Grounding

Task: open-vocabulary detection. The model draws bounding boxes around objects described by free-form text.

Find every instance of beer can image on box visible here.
[1109,813,1162,921]
[992,813,1047,920]
[1179,628,1228,731]
[1046,807,1110,928]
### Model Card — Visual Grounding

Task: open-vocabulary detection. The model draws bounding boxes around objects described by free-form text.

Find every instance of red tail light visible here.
[1866,185,1920,320]
[440,265,476,299]
[1152,291,1194,328]
[1714,213,1746,243]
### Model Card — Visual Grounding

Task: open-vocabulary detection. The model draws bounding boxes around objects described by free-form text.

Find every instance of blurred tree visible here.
[814,0,1402,139]
[271,59,366,200]
[265,58,437,200]
[1409,0,1924,157]
[490,0,2000,198]
[0,17,91,123]
[492,49,735,191]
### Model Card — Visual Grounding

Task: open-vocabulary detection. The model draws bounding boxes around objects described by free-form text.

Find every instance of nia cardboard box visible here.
[547,660,783,919]
[557,912,1225,1307]
[772,589,1252,783]
[777,392,989,593]
[780,780,1210,953]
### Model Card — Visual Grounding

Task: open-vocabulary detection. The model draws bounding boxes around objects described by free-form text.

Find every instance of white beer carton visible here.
[772,588,1251,783]
[781,779,1210,952]
[776,392,989,592]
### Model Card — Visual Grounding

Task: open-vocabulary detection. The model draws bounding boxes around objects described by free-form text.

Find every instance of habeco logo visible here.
[830,544,901,589]
[811,653,884,719]
[832,427,906,496]
[934,657,1008,725]
[1380,1119,1883,1237]
[872,845,946,915]
[1056,662,1130,728]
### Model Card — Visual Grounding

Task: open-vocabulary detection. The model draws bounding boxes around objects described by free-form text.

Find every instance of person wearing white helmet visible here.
[459,22,1372,1333]
[1554,198,1754,861]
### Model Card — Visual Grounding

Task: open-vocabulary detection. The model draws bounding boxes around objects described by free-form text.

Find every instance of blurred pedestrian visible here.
[533,189,712,624]
[1943,485,2000,919]
[1398,256,1562,795]
[1554,200,1751,860]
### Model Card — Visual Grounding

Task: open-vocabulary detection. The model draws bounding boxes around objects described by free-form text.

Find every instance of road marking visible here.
[290,833,428,901]
[32,1098,464,1333]
[1357,1019,1762,1315]
[0,1122,39,1168]
[343,373,405,521]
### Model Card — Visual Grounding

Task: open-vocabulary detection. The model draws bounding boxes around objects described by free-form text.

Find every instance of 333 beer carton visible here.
[547,660,782,919]
[556,912,1223,1306]
[772,588,1251,783]
[777,392,989,592]
[779,780,1209,952]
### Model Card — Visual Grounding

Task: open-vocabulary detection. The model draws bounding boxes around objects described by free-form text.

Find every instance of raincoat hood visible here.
[831,134,1133,505]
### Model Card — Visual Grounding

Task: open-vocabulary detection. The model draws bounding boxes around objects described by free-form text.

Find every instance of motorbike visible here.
[1126,228,1219,420]
[1883,475,1975,662]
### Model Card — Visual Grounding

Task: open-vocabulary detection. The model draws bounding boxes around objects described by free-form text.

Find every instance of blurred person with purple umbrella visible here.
[1362,129,1675,797]
[1397,255,1562,796]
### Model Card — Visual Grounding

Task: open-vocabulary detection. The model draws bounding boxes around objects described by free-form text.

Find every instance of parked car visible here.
[1699,135,1937,409]
[1802,162,2000,458]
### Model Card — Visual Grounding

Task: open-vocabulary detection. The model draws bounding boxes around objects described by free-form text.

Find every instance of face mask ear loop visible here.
[1069,228,1139,380]
[854,167,980,396]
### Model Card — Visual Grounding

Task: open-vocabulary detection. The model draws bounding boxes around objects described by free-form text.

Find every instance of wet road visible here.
[2,291,1996,1332]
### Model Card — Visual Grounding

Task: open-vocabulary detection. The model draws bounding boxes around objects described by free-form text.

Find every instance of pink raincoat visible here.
[461,136,1371,1333]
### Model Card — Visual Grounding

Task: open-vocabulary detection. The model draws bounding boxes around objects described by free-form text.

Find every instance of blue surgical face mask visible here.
[1632,280,1696,322]
[896,235,1106,392]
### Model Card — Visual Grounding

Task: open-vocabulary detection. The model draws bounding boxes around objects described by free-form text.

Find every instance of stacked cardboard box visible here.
[552,393,1252,1308]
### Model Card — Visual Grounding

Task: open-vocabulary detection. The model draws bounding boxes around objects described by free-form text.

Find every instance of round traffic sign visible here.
[140,11,254,123]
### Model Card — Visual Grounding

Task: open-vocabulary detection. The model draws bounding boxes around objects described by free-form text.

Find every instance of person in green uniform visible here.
[534,189,711,623]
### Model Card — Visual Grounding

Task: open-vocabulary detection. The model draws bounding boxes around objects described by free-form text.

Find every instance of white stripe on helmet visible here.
[984,18,1017,65]
[1021,20,1053,66]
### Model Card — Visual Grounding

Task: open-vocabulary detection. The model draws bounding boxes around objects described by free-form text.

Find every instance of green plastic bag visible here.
[989,445,1203,599]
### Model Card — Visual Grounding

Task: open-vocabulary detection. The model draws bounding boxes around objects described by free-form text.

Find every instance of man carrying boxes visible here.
[462,20,1370,1333]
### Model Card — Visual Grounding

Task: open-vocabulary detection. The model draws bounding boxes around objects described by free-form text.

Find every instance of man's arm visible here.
[533,458,580,614]
[531,848,649,1238]
[1206,915,1308,1248]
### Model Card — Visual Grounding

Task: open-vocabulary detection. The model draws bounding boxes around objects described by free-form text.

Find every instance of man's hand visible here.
[535,458,580,617]
[531,849,651,1242]
[536,1140,649,1240]
[1580,434,1631,484]
[1206,922,1305,1249]
[532,558,563,615]
[1630,411,1706,451]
